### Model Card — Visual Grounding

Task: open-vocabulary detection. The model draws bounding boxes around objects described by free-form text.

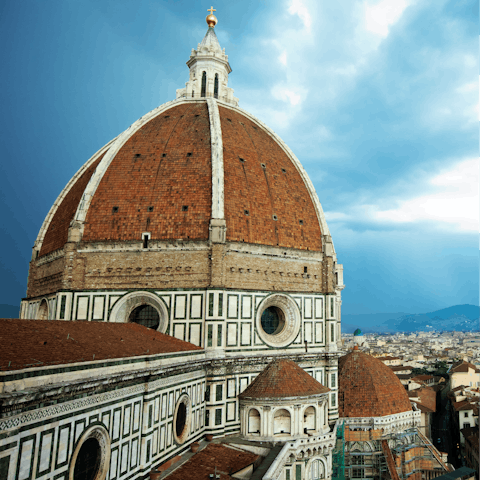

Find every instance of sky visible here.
[0,0,477,316]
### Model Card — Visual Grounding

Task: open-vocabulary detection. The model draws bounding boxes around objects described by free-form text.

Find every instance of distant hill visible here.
[0,304,20,318]
[343,305,479,333]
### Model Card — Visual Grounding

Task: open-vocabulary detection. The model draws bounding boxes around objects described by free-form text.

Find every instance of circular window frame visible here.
[256,294,301,348]
[68,424,110,480]
[109,291,169,333]
[173,393,192,445]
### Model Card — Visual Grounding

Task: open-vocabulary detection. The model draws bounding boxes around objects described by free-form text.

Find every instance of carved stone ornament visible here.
[255,294,301,348]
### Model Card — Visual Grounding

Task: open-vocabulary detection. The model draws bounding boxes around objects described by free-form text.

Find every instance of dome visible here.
[353,328,362,336]
[239,358,330,400]
[25,19,342,335]
[36,100,329,257]
[338,347,412,417]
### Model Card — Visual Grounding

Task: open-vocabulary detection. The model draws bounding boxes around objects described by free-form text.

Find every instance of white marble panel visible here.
[77,297,89,320]
[93,297,104,320]
[18,439,34,480]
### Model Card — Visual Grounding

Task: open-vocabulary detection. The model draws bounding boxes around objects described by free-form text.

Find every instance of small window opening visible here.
[195,114,200,117]
[147,206,154,212]
[142,233,150,249]
[227,118,232,122]
[192,90,195,98]
[304,266,308,273]
[186,152,192,157]
[272,214,278,221]
[244,209,249,215]
[135,153,141,157]
[214,73,219,99]
[182,205,188,212]
[239,157,245,163]
[261,163,266,169]
[112,206,119,213]
[299,219,304,225]
[282,168,286,173]
[201,71,207,97]
[164,115,170,118]
[162,153,167,157]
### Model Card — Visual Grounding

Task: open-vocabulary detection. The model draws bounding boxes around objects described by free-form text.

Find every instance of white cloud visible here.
[288,0,312,33]
[364,0,412,37]
[271,85,302,106]
[279,50,287,66]
[326,159,479,232]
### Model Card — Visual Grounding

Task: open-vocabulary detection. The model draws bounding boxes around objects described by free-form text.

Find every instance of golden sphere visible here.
[206,14,217,27]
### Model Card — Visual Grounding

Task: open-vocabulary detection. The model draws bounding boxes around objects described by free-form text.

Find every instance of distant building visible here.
[448,361,480,389]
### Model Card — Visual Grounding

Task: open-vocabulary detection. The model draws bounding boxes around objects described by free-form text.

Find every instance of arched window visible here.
[192,90,195,98]
[273,409,291,435]
[201,71,207,97]
[214,73,219,99]
[304,406,316,433]
[248,408,261,435]
[37,299,49,320]
[309,459,324,480]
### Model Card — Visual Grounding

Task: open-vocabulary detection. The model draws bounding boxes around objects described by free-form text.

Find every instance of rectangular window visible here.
[464,412,468,418]
[218,293,223,316]
[59,295,66,319]
[296,465,302,480]
[331,323,335,342]
[205,385,210,402]
[217,325,222,346]
[352,455,364,465]
[353,468,362,478]
[331,373,336,388]
[215,408,222,425]
[331,394,336,407]
[286,470,291,480]
[207,324,213,347]
[216,384,223,401]
[146,439,151,464]
[209,293,214,316]
[330,297,334,317]
[205,409,210,426]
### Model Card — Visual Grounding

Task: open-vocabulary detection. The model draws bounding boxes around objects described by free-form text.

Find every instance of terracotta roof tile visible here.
[164,443,258,480]
[408,386,436,413]
[0,319,201,371]
[338,348,412,417]
[239,359,329,399]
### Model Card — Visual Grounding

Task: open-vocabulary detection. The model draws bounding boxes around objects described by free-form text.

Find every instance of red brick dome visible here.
[338,347,412,417]
[36,99,329,257]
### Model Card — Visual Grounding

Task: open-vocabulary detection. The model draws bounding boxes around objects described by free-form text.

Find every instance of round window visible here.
[129,305,160,330]
[69,425,110,480]
[73,437,101,480]
[260,306,285,335]
[173,394,192,445]
[256,294,301,348]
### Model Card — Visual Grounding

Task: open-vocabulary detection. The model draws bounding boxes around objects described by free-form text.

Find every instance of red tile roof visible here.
[450,361,480,373]
[408,386,436,413]
[239,359,329,399]
[338,348,412,417]
[0,319,201,371]
[164,443,258,480]
[38,101,324,255]
[452,400,477,412]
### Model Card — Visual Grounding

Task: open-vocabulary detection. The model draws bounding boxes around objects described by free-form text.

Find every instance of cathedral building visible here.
[0,10,450,480]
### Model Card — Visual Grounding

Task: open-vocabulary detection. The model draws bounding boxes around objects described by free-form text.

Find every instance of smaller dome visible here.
[353,328,362,336]
[338,348,412,418]
[239,359,329,400]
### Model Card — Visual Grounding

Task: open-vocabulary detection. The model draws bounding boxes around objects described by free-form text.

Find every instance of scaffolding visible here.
[332,426,448,480]
[333,422,346,480]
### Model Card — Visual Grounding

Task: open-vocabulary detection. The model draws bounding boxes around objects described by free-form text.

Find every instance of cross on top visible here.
[207,6,216,15]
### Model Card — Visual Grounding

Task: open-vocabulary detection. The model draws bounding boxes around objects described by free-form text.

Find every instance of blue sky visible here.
[0,0,477,316]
